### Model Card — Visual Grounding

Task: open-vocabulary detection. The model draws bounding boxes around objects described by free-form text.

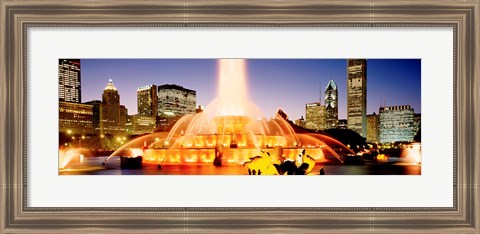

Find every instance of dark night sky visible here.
[80,59,421,120]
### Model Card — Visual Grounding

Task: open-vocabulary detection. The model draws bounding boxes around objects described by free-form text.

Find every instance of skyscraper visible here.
[137,85,158,116]
[89,79,127,136]
[157,84,196,117]
[347,59,367,137]
[325,79,338,129]
[379,105,415,143]
[305,102,326,131]
[367,112,379,143]
[58,59,81,103]
[126,115,156,135]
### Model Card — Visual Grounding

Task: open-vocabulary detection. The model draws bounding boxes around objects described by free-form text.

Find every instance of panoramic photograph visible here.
[58,58,421,175]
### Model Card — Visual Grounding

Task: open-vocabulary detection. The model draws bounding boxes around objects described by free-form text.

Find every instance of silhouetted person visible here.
[319,167,325,175]
[281,161,297,175]
[213,156,222,167]
[295,163,309,175]
[252,169,256,175]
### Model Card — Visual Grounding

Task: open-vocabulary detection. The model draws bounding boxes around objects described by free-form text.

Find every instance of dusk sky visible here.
[80,59,421,120]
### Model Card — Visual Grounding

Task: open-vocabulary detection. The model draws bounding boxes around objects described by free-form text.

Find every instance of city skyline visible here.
[59,58,423,176]
[80,59,421,120]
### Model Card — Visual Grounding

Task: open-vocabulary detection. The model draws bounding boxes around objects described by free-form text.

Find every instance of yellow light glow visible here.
[377,154,386,160]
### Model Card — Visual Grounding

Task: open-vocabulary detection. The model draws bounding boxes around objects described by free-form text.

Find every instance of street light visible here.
[75,135,86,148]
[80,135,86,148]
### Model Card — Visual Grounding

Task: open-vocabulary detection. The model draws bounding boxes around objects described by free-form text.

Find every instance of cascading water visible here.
[59,148,87,170]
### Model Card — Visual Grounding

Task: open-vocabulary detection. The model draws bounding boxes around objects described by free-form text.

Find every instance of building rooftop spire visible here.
[325,79,337,90]
[104,79,117,91]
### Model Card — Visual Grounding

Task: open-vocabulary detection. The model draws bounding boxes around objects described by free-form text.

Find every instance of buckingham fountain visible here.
[97,59,354,175]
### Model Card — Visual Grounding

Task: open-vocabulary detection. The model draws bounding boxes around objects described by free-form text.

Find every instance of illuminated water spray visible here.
[59,148,86,170]
[207,59,260,117]
[401,143,422,164]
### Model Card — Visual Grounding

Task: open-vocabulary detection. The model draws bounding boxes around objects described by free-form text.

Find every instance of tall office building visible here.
[83,100,102,134]
[59,101,94,135]
[347,59,367,137]
[137,85,158,116]
[87,79,127,136]
[157,84,196,117]
[325,79,338,129]
[58,59,81,103]
[126,115,157,135]
[379,105,415,143]
[367,112,379,143]
[305,102,326,131]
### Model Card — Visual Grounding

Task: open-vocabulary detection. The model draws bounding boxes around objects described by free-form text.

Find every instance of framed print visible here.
[57,58,422,177]
[1,0,479,233]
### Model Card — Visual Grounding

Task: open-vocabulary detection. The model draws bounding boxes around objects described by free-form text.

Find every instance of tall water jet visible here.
[207,59,260,117]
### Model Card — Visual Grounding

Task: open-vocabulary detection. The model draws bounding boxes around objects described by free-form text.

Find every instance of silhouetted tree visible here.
[414,128,421,142]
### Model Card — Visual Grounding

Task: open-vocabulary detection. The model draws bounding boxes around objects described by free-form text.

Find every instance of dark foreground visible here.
[59,156,421,175]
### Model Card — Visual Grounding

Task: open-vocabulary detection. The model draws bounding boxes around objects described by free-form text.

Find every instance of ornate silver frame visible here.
[1,0,479,233]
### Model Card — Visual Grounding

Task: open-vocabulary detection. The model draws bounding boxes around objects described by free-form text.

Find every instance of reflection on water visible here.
[59,156,421,175]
